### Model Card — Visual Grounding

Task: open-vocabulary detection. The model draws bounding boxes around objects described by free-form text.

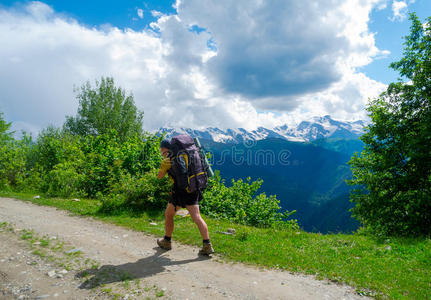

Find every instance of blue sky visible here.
[362,0,431,83]
[0,0,430,133]
[0,0,177,31]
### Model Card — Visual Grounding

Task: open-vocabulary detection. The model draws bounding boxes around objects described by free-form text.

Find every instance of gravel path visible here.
[0,197,368,300]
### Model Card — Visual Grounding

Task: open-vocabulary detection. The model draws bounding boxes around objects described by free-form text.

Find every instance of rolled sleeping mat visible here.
[194,137,215,177]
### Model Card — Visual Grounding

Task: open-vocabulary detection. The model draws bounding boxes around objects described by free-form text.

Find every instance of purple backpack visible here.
[170,134,208,193]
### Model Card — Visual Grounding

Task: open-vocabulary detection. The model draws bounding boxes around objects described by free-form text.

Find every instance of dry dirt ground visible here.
[0,197,369,300]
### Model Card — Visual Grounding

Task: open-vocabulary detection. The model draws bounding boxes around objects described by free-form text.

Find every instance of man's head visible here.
[160,139,171,157]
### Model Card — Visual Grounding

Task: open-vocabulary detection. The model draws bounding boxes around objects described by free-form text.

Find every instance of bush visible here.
[103,169,172,212]
[43,162,86,198]
[201,171,297,228]
[0,141,27,190]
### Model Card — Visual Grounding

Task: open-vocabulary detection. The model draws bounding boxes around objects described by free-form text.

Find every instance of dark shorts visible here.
[169,188,202,208]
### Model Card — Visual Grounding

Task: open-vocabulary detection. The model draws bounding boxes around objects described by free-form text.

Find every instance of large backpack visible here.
[169,134,208,193]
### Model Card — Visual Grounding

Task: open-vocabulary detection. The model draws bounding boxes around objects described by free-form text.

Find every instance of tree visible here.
[0,111,13,144]
[348,14,431,236]
[64,77,144,142]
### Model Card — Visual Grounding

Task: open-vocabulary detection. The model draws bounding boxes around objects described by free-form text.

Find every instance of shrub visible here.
[97,193,126,215]
[43,162,86,198]
[0,141,27,190]
[201,171,297,228]
[105,169,172,211]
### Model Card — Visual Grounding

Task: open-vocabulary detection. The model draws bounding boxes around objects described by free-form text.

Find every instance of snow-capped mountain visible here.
[158,115,366,143]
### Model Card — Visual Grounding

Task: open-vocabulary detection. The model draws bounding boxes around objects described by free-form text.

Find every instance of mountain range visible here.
[157,115,366,233]
[159,115,366,143]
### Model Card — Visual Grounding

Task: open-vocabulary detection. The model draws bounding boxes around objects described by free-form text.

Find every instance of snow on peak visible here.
[158,116,366,143]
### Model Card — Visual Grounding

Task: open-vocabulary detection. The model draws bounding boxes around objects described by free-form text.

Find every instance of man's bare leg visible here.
[186,204,209,240]
[164,203,176,237]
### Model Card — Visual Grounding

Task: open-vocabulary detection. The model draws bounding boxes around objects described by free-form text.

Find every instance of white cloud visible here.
[0,1,390,134]
[137,8,144,19]
[390,0,415,22]
[151,10,163,18]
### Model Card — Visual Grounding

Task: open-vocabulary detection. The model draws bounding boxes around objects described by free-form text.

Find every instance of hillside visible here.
[200,138,363,233]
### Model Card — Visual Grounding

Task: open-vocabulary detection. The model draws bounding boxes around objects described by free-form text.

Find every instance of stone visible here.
[175,210,189,217]
[150,222,158,226]
[33,195,40,199]
[47,270,56,278]
[227,228,236,234]
[35,295,50,299]
[72,198,80,202]
[66,248,82,254]
[59,269,68,274]
[216,230,233,235]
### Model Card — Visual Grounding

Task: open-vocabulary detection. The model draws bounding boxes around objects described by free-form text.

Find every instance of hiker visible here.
[156,135,214,255]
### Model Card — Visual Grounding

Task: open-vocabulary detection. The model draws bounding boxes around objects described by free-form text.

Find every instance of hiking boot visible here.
[157,238,172,250]
[199,242,214,255]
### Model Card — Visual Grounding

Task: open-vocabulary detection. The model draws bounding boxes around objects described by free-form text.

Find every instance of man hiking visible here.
[156,135,214,255]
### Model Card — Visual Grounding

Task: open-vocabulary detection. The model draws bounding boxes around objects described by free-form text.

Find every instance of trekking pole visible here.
[194,137,215,177]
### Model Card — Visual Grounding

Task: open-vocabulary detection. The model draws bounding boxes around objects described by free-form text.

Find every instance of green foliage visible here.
[348,14,431,237]
[45,162,86,198]
[80,130,164,197]
[102,169,172,212]
[64,77,144,142]
[0,130,29,190]
[201,171,297,228]
[0,113,165,200]
[0,112,21,189]
[0,111,13,144]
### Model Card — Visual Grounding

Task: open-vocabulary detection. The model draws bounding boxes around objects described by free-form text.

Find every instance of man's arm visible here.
[158,157,171,179]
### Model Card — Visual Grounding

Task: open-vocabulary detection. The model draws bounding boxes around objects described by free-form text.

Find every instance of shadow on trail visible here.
[75,247,210,289]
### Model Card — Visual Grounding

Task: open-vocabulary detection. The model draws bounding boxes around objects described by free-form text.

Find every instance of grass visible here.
[1,190,430,299]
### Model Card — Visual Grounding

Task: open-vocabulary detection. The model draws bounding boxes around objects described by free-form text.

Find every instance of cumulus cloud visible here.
[390,0,416,22]
[391,1,408,21]
[0,0,389,134]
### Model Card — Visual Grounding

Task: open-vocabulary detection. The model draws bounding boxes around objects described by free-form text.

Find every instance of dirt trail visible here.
[0,197,367,300]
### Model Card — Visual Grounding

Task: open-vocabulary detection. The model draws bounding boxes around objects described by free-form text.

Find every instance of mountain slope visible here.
[159,115,366,143]
[200,138,363,233]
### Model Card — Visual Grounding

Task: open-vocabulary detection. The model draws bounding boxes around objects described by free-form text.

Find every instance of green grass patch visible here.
[20,229,33,240]
[1,190,430,299]
[32,248,47,258]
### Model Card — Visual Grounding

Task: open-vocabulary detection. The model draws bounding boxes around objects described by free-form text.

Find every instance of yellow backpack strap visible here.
[180,153,189,170]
